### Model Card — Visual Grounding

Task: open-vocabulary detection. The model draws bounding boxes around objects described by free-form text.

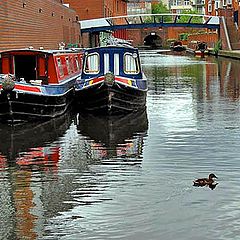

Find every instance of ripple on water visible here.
[2,54,240,240]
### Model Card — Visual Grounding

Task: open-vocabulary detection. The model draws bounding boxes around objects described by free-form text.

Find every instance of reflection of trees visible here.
[143,55,240,101]
[144,63,200,94]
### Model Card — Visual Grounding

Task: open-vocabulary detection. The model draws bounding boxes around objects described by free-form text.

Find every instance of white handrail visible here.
[222,16,232,50]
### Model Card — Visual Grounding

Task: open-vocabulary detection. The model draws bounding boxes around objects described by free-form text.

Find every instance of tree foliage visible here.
[152,2,170,14]
[178,10,203,23]
[151,1,171,22]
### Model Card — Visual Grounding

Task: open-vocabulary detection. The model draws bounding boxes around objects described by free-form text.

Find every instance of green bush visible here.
[213,40,222,55]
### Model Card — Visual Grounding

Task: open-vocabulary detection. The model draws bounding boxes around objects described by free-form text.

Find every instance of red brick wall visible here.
[187,32,218,48]
[0,0,80,51]
[127,29,142,47]
[64,0,103,20]
[168,27,189,40]
[127,28,166,47]
[65,0,127,20]
[127,27,218,48]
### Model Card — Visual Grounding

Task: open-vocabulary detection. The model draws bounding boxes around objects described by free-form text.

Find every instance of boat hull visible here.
[173,46,186,52]
[0,88,73,122]
[75,81,147,115]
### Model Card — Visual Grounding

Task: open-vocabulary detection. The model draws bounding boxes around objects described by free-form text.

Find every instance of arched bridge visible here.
[80,13,220,33]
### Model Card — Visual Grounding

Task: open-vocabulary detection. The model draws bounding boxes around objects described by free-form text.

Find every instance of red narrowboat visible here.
[0,48,83,122]
[186,41,209,57]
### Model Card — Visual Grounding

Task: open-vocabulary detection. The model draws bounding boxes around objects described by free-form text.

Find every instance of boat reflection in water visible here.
[0,110,148,239]
[0,110,73,168]
[0,111,74,240]
[77,110,148,162]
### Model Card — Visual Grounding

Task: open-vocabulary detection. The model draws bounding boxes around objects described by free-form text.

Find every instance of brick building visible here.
[0,0,80,51]
[65,0,128,47]
[204,0,240,49]
[64,0,127,20]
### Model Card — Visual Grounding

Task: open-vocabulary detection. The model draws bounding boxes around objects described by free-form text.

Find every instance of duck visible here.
[193,173,218,187]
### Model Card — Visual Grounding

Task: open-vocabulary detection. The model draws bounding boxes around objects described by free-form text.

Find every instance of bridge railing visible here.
[80,13,220,33]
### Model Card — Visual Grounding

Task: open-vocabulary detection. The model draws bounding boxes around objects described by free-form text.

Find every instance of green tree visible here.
[178,10,203,23]
[151,1,171,22]
[152,2,170,14]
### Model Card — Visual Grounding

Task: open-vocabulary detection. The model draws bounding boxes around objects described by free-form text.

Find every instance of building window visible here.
[208,4,212,12]
[104,7,107,17]
[177,0,182,5]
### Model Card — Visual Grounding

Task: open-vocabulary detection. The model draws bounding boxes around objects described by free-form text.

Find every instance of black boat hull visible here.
[0,89,74,122]
[75,82,147,115]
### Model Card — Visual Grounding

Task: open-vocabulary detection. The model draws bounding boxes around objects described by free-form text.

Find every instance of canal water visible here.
[1,52,240,240]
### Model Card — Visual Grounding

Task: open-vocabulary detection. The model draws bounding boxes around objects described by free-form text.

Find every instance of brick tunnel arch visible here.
[144,33,162,49]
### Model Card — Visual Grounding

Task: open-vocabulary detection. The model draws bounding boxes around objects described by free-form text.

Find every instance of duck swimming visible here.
[193,173,218,187]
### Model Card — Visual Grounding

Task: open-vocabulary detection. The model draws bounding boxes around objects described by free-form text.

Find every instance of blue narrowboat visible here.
[0,48,83,122]
[74,45,147,114]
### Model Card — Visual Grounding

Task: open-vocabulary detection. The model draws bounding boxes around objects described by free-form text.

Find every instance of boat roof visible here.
[84,45,138,53]
[0,48,83,55]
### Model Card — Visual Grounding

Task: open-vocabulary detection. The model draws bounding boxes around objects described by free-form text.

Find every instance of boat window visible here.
[69,56,74,73]
[124,53,139,74]
[57,58,64,77]
[75,56,79,71]
[14,55,37,81]
[65,57,71,74]
[114,54,119,75]
[104,53,109,74]
[84,53,99,74]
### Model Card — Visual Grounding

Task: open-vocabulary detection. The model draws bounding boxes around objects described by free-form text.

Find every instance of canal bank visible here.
[209,49,240,59]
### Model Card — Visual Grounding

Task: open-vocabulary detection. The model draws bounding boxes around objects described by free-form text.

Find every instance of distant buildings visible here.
[127,1,152,15]
[168,0,205,14]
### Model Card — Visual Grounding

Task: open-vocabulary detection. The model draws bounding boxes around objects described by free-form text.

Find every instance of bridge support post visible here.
[89,32,100,47]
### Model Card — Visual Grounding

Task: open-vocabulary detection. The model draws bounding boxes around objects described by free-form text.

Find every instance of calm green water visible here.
[1,52,240,240]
